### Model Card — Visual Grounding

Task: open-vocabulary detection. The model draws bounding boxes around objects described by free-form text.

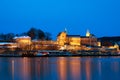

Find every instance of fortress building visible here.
[57,29,100,50]
[10,29,101,51]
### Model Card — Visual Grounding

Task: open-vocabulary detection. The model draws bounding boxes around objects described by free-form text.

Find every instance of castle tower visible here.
[57,31,67,46]
[86,29,90,37]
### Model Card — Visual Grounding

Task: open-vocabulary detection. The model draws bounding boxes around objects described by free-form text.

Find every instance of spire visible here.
[64,28,67,33]
[86,29,90,37]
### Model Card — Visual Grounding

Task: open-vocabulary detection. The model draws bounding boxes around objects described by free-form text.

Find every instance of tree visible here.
[0,33,5,40]
[45,32,52,40]
[27,27,46,40]
[20,32,27,36]
[0,27,52,41]
[27,27,37,40]
[5,33,15,41]
[37,29,45,40]
[0,33,15,41]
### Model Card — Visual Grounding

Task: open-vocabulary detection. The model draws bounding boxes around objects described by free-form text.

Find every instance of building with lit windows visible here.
[14,36,31,48]
[57,30,100,50]
[11,30,101,51]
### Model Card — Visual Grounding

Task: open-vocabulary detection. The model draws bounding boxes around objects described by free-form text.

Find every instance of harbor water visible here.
[0,56,120,80]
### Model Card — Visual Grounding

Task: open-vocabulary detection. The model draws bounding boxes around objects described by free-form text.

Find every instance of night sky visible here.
[0,0,120,40]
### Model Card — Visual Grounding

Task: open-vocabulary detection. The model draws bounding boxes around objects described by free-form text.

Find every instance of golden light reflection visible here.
[85,59,91,80]
[57,57,67,80]
[69,57,81,80]
[3,57,120,80]
[36,59,41,78]
[22,57,31,80]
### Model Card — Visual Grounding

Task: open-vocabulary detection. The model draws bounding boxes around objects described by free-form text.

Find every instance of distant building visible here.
[14,36,31,48]
[0,42,17,49]
[57,30,100,50]
[98,36,120,47]
[81,36,98,46]
[81,30,98,47]
[57,31,81,50]
[10,29,101,51]
[66,35,81,46]
[57,31,67,46]
[32,40,58,50]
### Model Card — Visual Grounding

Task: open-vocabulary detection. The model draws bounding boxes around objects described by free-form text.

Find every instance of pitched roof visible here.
[81,36,89,38]
[13,36,31,39]
[67,35,80,37]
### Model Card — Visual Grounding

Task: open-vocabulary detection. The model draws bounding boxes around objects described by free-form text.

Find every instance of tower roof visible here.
[86,29,90,37]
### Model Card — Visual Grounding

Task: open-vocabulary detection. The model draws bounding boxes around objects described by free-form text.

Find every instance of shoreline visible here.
[0,50,120,57]
[0,53,120,57]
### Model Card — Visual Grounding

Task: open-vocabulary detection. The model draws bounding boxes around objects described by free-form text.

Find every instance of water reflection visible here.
[0,57,120,80]
[57,57,67,80]
[85,58,91,80]
[12,60,14,80]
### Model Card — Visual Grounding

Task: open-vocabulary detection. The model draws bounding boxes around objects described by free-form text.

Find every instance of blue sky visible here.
[0,0,120,39]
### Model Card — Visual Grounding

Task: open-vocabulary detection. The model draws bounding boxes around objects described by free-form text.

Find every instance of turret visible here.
[86,29,90,37]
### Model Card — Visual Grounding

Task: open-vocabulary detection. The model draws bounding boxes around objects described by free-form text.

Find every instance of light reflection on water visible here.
[0,57,120,80]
